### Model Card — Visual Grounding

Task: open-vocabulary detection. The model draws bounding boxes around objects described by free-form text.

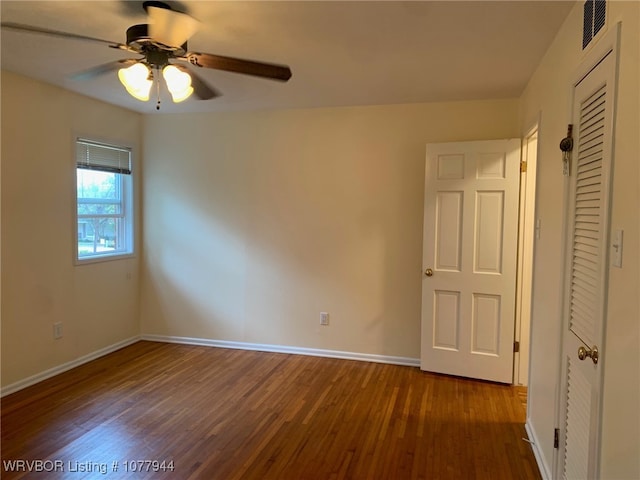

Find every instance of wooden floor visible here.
[1,341,540,479]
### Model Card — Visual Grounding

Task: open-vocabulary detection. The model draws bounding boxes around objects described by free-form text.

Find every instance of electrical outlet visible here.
[53,322,63,339]
[320,312,330,326]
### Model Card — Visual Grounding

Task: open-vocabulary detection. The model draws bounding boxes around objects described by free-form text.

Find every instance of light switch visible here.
[611,229,623,268]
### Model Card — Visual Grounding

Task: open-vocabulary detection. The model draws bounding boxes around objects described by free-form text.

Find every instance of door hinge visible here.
[554,428,560,449]
[520,161,527,173]
[514,341,520,353]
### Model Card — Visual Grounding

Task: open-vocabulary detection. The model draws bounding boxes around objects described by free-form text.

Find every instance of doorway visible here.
[420,136,538,387]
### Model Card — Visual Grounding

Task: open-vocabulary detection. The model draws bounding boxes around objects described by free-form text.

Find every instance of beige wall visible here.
[519,1,639,478]
[1,71,142,387]
[140,100,519,359]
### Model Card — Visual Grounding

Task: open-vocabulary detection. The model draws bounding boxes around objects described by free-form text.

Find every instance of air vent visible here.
[583,0,606,49]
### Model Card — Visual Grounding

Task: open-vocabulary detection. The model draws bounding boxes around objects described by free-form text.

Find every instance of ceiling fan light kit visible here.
[118,62,194,104]
[118,63,153,101]
[0,1,292,110]
[162,65,194,103]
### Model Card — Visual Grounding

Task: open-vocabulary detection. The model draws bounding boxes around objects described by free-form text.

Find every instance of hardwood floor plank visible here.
[1,341,540,479]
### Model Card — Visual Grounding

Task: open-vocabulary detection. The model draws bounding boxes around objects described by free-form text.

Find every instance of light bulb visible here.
[118,63,152,101]
[163,65,194,103]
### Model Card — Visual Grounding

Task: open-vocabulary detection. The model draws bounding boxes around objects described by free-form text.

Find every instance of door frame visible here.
[514,120,540,388]
[419,131,540,388]
[553,22,621,480]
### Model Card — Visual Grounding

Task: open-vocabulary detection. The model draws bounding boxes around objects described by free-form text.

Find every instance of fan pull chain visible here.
[155,67,161,111]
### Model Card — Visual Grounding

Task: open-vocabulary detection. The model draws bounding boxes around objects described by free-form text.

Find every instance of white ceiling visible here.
[0,1,574,114]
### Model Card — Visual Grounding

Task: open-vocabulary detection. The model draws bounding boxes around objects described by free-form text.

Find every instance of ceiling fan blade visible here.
[185,52,292,82]
[147,5,199,48]
[174,64,219,100]
[0,22,125,48]
[70,59,140,82]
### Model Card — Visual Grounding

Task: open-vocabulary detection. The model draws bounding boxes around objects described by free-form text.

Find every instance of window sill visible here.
[74,252,135,266]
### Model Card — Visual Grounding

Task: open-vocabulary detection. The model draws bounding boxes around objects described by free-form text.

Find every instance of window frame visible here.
[74,137,136,265]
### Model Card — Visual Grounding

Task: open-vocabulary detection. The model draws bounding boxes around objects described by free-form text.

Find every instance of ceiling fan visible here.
[0,1,293,109]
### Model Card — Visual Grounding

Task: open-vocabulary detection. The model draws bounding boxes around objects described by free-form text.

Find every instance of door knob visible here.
[577,345,599,365]
[424,268,433,277]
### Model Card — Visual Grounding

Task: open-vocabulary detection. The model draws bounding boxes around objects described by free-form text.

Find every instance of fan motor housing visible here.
[125,24,188,58]
[126,24,151,46]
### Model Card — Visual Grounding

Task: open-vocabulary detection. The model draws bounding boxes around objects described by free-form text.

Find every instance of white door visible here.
[557,39,618,480]
[421,139,520,383]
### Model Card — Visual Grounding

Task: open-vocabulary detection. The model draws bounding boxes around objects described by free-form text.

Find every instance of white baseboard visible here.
[1,336,141,397]
[2,334,419,397]
[141,334,421,368]
[525,419,551,480]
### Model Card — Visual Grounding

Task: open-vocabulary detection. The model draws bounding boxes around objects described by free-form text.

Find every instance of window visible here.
[75,138,134,262]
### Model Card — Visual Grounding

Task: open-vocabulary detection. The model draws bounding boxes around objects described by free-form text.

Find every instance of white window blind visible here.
[76,138,132,175]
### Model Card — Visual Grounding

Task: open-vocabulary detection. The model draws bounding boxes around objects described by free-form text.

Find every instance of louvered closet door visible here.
[560,49,616,480]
